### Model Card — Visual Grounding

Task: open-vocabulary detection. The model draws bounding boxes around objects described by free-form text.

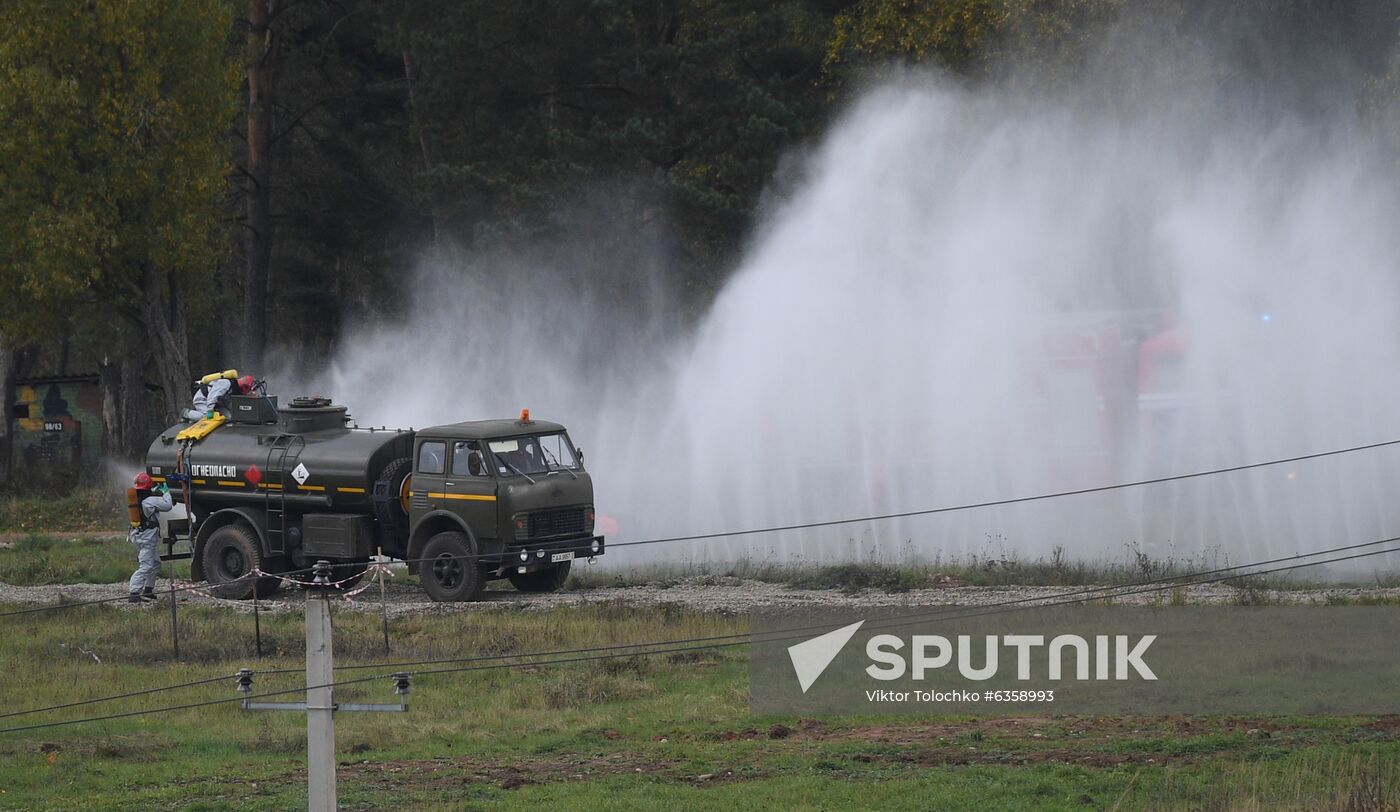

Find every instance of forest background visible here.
[1,0,1397,487]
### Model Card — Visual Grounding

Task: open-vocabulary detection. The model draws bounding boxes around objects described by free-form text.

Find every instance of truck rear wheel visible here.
[201,524,280,600]
[419,531,483,602]
[508,560,572,593]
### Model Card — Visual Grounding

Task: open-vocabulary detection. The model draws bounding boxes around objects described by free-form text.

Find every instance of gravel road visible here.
[3,574,1397,619]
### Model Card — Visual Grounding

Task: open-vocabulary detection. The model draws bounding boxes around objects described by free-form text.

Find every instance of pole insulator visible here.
[312,560,332,587]
[236,668,254,694]
[391,673,411,696]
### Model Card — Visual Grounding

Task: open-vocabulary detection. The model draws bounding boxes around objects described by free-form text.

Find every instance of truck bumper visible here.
[500,535,605,572]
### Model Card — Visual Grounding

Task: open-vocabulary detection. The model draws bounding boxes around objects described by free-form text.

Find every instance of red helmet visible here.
[134,472,154,490]
[237,375,255,395]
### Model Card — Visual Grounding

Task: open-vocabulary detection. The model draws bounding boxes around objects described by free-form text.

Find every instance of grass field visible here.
[0,534,192,586]
[0,490,124,535]
[4,488,1396,593]
[564,544,1400,593]
[0,600,1397,811]
[1,511,1398,809]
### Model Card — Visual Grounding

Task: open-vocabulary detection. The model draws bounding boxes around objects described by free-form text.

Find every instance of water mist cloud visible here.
[300,55,1400,575]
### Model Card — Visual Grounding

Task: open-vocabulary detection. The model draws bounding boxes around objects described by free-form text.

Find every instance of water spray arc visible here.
[305,76,1400,572]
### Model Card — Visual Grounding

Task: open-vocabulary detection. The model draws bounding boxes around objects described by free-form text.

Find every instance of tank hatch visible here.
[279,396,350,433]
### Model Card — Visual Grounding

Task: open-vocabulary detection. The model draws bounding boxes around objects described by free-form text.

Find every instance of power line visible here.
[375,540,1400,684]
[0,583,217,618]
[387,436,1400,569]
[327,531,1400,675]
[588,437,1400,552]
[0,662,386,734]
[212,540,1400,708]
[2,437,1395,619]
[0,562,333,618]
[6,536,1397,735]
[0,674,237,721]
[20,530,1400,715]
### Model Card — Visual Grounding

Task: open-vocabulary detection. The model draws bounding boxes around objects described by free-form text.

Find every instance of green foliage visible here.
[3,0,1398,474]
[386,0,834,286]
[826,0,1122,79]
[783,561,926,593]
[0,534,193,585]
[0,488,124,533]
[0,0,239,341]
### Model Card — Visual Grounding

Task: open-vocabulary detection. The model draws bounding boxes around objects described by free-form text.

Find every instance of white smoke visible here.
[296,63,1400,575]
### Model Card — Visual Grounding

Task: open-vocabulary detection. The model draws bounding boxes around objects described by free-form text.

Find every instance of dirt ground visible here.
[2,573,1398,617]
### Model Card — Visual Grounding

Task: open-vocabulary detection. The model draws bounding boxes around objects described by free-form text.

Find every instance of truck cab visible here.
[405,413,603,600]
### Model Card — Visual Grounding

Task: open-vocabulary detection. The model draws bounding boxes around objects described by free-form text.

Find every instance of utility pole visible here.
[235,561,411,812]
[305,561,336,812]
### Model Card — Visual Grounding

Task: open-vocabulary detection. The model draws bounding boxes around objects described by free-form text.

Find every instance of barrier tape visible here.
[250,563,392,599]
[160,579,291,607]
[338,563,395,603]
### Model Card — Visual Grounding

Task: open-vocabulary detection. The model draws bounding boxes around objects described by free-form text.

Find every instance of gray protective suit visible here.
[128,490,174,594]
[184,377,232,421]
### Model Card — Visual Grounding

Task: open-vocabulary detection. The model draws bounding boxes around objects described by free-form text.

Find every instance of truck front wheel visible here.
[508,561,571,593]
[420,531,483,602]
[201,524,280,600]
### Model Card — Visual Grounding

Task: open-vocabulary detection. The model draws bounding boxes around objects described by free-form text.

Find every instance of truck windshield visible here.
[487,433,580,477]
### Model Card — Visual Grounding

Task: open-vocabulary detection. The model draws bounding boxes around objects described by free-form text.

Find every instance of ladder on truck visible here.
[265,434,305,556]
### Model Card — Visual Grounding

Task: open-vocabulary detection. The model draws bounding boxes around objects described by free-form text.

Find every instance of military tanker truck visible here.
[143,394,603,601]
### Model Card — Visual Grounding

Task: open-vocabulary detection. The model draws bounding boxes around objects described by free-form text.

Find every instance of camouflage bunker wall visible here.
[8,374,104,486]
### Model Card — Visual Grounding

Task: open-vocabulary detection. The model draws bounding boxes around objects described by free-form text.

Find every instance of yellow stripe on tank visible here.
[426,492,497,502]
[298,484,326,492]
[337,487,366,494]
[217,480,244,487]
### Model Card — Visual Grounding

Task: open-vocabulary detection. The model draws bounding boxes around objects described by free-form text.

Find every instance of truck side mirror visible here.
[576,447,584,465]
[468,451,486,477]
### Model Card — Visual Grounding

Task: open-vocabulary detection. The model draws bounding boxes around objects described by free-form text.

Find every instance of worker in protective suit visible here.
[184,374,255,421]
[128,472,174,603]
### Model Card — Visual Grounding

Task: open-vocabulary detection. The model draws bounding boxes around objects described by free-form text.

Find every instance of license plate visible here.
[550,551,576,563]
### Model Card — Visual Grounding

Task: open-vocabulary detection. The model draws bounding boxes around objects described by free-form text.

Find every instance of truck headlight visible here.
[519,550,530,562]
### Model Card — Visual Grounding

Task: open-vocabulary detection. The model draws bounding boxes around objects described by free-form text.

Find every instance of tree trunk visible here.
[401,37,443,247]
[99,346,149,462]
[243,0,277,370]
[0,332,12,490]
[134,266,192,426]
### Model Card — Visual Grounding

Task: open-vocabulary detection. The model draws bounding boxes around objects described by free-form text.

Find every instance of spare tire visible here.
[372,456,413,539]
